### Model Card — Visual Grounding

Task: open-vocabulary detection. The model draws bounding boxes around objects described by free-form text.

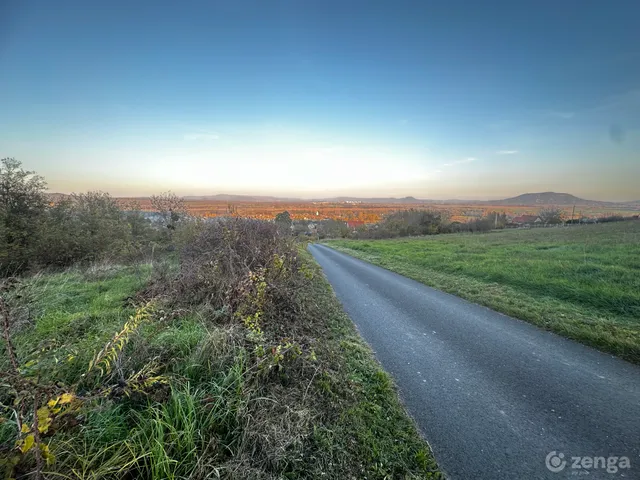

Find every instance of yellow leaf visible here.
[38,417,52,434]
[40,443,55,465]
[37,406,50,423]
[38,417,53,433]
[47,398,59,408]
[59,393,74,404]
[20,434,35,454]
[21,423,30,433]
[37,406,52,434]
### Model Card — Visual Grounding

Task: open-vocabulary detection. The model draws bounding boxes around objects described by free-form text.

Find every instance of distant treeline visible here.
[0,158,193,274]
[308,208,638,240]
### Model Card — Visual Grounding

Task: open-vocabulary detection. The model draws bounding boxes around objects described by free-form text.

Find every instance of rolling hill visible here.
[491,192,601,206]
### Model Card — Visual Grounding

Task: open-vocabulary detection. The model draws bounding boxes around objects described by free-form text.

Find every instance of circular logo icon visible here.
[546,451,567,473]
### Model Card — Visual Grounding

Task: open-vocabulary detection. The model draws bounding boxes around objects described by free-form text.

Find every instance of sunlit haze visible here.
[1,0,639,200]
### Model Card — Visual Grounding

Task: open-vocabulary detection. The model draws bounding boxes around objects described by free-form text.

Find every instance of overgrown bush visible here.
[357,209,451,239]
[316,219,350,239]
[0,159,194,274]
[598,215,628,223]
[0,158,48,274]
[33,193,137,267]
[158,218,311,339]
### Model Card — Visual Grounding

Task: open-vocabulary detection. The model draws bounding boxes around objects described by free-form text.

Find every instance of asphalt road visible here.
[309,244,640,480]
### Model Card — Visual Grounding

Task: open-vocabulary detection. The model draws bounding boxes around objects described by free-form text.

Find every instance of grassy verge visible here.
[325,221,640,364]
[1,253,441,478]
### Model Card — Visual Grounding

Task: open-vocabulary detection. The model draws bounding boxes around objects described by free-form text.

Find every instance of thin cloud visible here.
[184,133,220,141]
[496,150,518,155]
[443,157,476,167]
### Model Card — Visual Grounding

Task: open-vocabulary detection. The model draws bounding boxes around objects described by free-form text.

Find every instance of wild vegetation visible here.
[327,221,640,363]
[0,158,185,275]
[0,159,441,479]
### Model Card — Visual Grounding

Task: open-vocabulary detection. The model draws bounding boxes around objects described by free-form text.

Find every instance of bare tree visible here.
[150,192,188,231]
[538,206,564,224]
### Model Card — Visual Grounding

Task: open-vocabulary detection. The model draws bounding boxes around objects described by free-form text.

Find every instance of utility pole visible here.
[571,204,576,225]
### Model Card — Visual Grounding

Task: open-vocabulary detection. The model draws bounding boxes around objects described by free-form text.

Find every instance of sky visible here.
[1,0,639,201]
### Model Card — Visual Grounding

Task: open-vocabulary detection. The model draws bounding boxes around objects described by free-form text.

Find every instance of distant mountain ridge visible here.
[183,194,427,203]
[53,191,635,206]
[490,192,604,206]
[316,196,422,204]
[178,192,639,205]
[324,192,638,206]
[183,194,300,202]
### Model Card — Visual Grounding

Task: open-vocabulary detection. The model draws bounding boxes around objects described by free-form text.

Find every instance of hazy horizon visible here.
[45,188,639,203]
[2,1,639,202]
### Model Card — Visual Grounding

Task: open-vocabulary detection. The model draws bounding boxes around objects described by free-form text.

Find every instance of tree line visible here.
[309,206,632,240]
[0,158,189,275]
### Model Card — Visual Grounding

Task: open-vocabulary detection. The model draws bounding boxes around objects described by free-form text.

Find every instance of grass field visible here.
[326,221,640,363]
[1,255,441,479]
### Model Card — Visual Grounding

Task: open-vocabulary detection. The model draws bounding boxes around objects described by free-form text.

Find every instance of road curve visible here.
[309,244,640,480]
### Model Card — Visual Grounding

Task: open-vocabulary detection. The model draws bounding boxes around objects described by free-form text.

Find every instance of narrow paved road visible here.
[309,244,640,480]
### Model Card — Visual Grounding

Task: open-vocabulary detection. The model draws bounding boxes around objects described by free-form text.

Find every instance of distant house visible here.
[139,211,164,223]
[512,215,542,225]
[306,223,317,235]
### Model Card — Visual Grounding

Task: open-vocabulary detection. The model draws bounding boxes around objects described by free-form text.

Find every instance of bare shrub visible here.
[539,206,564,224]
[168,219,308,330]
[150,191,188,237]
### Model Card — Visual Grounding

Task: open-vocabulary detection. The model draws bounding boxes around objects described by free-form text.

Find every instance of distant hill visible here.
[183,194,302,202]
[316,193,634,206]
[316,196,424,204]
[491,192,611,206]
[183,195,427,204]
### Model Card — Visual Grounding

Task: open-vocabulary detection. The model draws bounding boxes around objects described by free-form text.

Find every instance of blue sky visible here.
[1,0,639,200]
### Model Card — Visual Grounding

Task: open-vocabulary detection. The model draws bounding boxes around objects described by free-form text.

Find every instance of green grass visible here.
[3,264,152,385]
[1,256,442,479]
[325,221,640,363]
